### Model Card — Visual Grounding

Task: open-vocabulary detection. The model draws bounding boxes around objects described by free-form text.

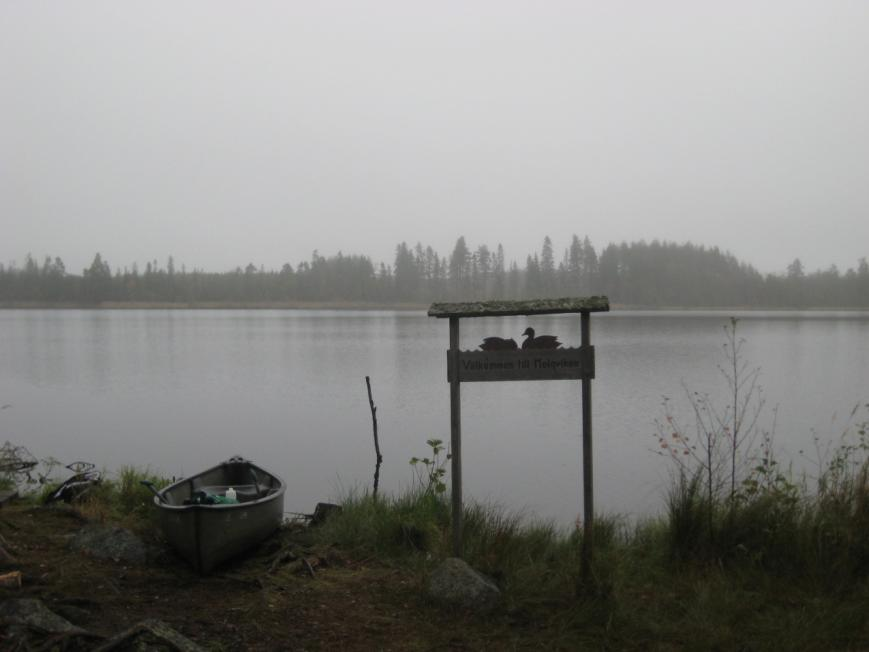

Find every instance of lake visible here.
[1,309,867,525]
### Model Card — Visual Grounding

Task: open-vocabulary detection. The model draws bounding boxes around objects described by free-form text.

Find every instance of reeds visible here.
[660,405,869,588]
[73,465,171,530]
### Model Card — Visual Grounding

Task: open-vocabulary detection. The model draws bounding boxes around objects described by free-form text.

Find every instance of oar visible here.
[140,480,168,504]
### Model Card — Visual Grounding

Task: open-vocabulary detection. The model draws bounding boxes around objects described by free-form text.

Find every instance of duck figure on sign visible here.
[479,337,519,351]
[521,327,561,350]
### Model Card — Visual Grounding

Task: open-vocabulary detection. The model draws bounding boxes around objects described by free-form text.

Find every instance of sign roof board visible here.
[428,296,610,318]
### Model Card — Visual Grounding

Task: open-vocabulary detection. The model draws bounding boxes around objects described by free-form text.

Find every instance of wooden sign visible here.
[428,296,610,581]
[447,346,595,382]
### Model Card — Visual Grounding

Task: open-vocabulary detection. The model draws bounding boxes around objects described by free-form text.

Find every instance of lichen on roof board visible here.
[427,296,610,318]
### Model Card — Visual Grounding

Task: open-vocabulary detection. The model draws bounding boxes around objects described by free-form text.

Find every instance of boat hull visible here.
[154,456,286,573]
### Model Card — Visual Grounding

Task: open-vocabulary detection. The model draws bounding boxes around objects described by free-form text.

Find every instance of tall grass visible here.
[661,405,869,591]
[313,407,869,616]
[311,488,450,558]
[73,465,171,530]
[307,466,869,645]
[666,469,713,561]
[309,484,634,612]
[651,318,869,591]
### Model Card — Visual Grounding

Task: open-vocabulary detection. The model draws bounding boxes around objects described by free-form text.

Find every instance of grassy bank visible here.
[293,397,869,649]
[299,464,869,648]
[7,435,869,650]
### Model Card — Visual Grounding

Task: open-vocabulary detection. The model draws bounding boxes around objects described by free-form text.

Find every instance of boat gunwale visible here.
[154,458,286,512]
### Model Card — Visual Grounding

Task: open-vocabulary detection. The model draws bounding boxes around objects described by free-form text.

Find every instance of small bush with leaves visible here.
[409,438,451,497]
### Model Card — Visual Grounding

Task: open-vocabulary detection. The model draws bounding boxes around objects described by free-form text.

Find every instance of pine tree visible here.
[449,237,470,299]
[540,236,555,296]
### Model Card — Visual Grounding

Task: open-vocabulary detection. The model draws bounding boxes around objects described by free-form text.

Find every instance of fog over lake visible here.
[3,3,868,275]
[1,309,867,524]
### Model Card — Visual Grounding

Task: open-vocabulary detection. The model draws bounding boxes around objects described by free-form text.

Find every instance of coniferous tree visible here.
[566,235,583,294]
[507,261,521,298]
[540,236,555,297]
[582,236,599,293]
[393,242,418,301]
[82,253,112,303]
[525,254,541,296]
[493,244,506,299]
[449,237,470,299]
[475,245,491,298]
[598,244,619,299]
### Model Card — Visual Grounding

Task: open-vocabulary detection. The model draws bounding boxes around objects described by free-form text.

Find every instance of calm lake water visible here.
[1,309,867,524]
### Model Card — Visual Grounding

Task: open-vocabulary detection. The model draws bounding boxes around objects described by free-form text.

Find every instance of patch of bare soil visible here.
[0,503,518,651]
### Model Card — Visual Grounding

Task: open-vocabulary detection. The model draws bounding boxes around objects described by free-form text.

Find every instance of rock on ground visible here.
[69,523,147,565]
[94,619,205,652]
[426,557,501,613]
[0,598,86,634]
[0,598,98,649]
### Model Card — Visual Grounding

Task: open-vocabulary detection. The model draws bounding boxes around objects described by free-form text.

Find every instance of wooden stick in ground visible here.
[366,376,383,498]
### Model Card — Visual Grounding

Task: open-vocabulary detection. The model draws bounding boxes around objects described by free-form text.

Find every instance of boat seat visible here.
[196,484,263,503]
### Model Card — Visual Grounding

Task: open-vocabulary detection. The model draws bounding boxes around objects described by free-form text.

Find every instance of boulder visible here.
[53,602,93,626]
[0,598,86,634]
[69,523,147,565]
[0,599,98,650]
[426,557,501,613]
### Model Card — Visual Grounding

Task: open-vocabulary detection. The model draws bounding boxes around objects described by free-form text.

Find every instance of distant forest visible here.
[1,236,868,308]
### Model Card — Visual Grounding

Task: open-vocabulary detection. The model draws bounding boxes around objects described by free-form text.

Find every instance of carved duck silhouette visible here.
[479,337,518,351]
[521,327,561,350]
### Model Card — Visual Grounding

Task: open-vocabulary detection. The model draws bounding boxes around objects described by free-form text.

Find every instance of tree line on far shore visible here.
[1,236,867,308]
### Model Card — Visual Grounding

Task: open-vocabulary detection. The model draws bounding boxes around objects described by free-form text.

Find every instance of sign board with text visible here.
[447,346,595,382]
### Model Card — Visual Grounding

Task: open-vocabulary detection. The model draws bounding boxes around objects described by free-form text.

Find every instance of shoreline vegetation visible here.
[3,236,868,309]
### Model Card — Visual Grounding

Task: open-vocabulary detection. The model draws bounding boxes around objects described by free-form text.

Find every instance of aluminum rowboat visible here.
[154,455,286,573]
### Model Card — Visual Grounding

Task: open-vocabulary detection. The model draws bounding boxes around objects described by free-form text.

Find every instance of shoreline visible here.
[0,300,429,311]
[1,301,868,312]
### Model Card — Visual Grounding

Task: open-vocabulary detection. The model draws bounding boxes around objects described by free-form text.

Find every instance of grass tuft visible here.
[62,465,171,531]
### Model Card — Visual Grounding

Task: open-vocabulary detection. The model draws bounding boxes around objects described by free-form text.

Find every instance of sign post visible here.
[580,311,594,579]
[428,297,610,576]
[448,316,463,558]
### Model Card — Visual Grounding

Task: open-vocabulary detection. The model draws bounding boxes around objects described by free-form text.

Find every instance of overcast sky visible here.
[2,1,868,275]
